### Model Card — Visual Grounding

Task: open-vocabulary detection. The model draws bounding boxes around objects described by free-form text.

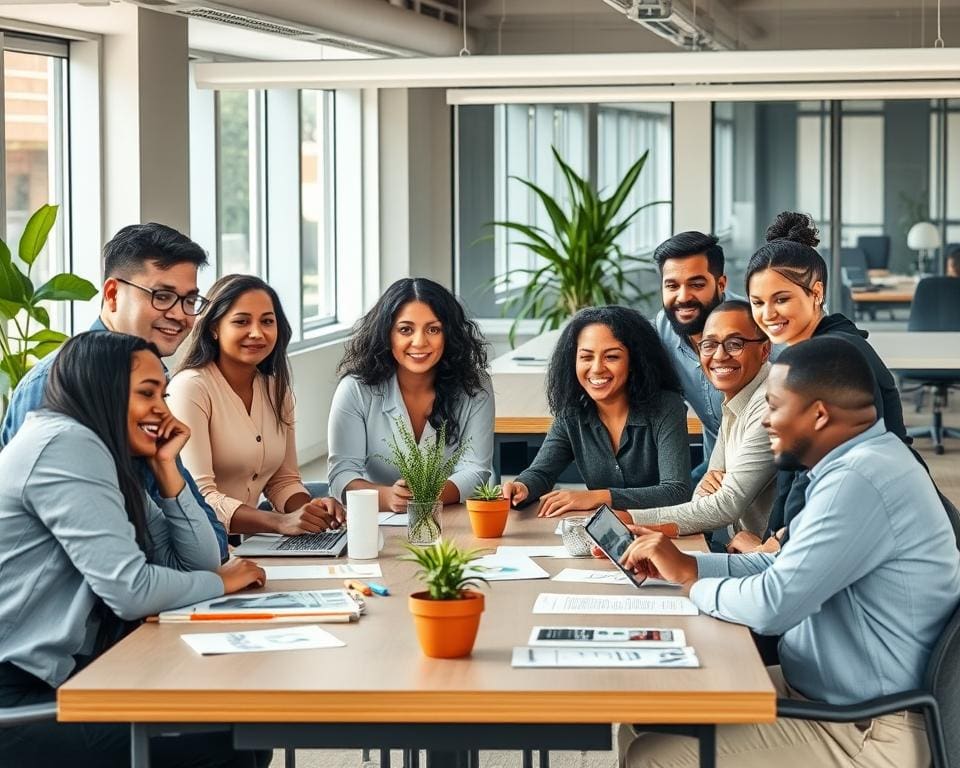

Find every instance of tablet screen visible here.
[584,504,646,588]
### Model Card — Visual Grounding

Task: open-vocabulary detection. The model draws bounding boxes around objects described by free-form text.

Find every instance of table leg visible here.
[131,723,150,768]
[697,725,716,768]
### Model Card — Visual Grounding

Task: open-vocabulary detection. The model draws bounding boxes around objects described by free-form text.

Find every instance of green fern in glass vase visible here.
[381,417,469,543]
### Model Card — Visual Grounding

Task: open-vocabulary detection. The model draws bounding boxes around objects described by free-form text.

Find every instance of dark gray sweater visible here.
[516,390,692,509]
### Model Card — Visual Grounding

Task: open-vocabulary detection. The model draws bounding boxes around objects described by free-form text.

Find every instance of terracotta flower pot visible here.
[465,498,510,538]
[408,590,485,658]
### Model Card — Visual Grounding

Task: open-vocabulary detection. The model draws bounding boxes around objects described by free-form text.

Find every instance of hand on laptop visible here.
[278,498,345,536]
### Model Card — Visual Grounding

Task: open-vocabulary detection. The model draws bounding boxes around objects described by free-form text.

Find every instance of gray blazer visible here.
[0,411,224,687]
[327,374,494,503]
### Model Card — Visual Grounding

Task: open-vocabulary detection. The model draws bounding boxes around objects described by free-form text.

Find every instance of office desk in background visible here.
[58,508,775,768]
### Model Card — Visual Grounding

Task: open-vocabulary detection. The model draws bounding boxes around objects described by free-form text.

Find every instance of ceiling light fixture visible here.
[601,0,733,51]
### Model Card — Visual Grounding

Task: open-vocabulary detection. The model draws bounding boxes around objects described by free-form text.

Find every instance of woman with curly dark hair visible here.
[328,278,494,512]
[502,305,691,516]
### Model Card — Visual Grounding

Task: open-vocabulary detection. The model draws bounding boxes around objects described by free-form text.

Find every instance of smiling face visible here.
[700,308,770,399]
[661,255,727,338]
[748,268,823,346]
[127,350,170,458]
[761,363,817,471]
[212,289,278,369]
[103,261,199,357]
[390,300,445,376]
[575,323,630,407]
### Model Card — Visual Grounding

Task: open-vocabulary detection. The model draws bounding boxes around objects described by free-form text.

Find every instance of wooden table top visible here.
[58,508,775,726]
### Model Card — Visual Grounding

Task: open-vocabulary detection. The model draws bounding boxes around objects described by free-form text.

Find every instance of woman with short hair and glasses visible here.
[502,305,691,517]
[167,274,345,536]
[625,300,778,544]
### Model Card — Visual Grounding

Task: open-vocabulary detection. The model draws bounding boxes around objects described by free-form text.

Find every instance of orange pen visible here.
[344,579,372,595]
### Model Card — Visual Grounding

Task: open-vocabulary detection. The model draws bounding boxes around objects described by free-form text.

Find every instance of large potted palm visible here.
[490,147,662,346]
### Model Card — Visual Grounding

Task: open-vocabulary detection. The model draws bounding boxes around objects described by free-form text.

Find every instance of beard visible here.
[773,436,812,471]
[664,288,723,338]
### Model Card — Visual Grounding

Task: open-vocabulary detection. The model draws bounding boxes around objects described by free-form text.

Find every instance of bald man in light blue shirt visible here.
[619,337,960,768]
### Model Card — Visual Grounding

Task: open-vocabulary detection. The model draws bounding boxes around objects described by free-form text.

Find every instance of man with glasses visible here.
[626,301,777,547]
[0,223,229,559]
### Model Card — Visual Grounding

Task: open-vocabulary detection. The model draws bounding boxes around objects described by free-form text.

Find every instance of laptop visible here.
[841,266,880,292]
[232,528,348,557]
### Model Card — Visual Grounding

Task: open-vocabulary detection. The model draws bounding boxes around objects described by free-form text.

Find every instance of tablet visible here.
[584,504,646,588]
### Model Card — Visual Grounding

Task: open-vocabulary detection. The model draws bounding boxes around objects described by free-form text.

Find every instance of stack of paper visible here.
[159,589,363,623]
[464,553,549,581]
[263,564,382,581]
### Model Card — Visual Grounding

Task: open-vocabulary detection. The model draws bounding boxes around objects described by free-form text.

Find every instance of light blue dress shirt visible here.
[690,421,960,705]
[0,412,224,687]
[0,319,229,560]
[327,374,494,503]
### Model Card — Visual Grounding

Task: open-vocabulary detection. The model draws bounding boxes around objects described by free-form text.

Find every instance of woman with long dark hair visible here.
[740,211,909,552]
[168,274,343,535]
[0,331,266,766]
[328,277,494,511]
[502,305,691,516]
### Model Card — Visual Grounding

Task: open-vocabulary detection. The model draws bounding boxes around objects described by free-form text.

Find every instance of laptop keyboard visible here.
[276,529,346,551]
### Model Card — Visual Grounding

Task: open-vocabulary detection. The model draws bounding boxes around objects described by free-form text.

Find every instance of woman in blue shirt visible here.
[503,306,691,516]
[0,332,267,767]
[328,277,494,511]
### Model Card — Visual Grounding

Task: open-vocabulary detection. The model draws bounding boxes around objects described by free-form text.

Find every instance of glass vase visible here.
[407,500,442,545]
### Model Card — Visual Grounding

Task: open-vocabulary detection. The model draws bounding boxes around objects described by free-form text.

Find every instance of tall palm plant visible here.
[490,146,663,346]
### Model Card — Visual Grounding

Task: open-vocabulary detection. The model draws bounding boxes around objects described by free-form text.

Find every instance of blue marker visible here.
[367,581,390,596]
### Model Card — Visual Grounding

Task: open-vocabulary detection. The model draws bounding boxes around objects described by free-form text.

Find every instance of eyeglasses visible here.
[697,337,767,357]
[116,278,208,316]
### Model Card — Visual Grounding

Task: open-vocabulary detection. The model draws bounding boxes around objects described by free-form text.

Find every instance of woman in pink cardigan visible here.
[168,274,343,535]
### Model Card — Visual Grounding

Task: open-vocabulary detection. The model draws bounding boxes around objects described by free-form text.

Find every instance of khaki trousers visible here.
[619,667,930,768]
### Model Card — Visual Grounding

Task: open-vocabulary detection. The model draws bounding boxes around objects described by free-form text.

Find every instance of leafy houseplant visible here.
[465,482,511,539]
[0,205,98,407]
[490,146,661,346]
[401,538,487,658]
[382,417,469,545]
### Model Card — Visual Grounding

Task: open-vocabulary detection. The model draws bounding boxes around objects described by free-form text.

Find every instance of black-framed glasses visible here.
[116,278,208,316]
[697,337,767,357]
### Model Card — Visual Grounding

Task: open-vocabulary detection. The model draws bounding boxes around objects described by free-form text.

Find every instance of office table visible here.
[58,507,775,768]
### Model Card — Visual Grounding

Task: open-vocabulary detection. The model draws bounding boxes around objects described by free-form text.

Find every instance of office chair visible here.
[900,277,960,454]
[856,235,891,271]
[0,701,57,727]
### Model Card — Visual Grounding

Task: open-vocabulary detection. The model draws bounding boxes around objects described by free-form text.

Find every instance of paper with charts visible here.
[181,625,345,655]
[159,589,362,623]
[511,646,700,668]
[527,626,686,648]
[496,545,571,558]
[262,564,383,581]
[551,569,677,587]
[464,554,549,581]
[532,593,698,616]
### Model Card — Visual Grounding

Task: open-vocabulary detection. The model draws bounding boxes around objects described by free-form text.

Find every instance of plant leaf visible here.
[33,273,99,303]
[0,244,26,303]
[27,328,69,344]
[27,304,50,328]
[27,341,62,360]
[18,204,59,266]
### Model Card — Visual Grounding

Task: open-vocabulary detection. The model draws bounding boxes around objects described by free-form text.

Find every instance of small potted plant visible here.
[383,418,468,545]
[402,538,486,658]
[465,482,510,538]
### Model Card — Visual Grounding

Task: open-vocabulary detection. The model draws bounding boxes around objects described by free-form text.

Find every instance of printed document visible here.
[551,569,677,587]
[528,626,686,648]
[465,554,549,581]
[378,512,408,527]
[181,625,345,655]
[511,646,699,668]
[496,545,571,559]
[263,564,383,581]
[532,593,698,616]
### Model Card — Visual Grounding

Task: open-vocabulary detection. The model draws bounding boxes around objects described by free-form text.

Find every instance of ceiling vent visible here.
[601,0,734,51]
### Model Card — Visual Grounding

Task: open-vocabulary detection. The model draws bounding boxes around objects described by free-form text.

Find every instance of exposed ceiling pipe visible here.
[600,0,740,50]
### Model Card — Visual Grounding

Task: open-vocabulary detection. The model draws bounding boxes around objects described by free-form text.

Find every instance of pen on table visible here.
[367,581,390,596]
[344,579,372,595]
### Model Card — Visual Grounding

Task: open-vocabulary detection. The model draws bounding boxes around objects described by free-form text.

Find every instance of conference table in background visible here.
[58,507,776,768]
[851,274,918,313]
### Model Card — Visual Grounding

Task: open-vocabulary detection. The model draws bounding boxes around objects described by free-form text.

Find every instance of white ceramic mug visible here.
[345,489,380,559]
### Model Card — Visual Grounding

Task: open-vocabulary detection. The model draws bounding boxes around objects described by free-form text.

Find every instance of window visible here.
[457,101,673,319]
[300,90,336,329]
[2,43,69,332]
[216,89,263,277]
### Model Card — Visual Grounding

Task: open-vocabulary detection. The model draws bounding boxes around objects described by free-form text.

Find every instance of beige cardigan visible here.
[167,363,308,531]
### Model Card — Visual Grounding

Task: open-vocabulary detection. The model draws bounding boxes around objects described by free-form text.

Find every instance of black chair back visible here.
[907,278,960,332]
[924,599,960,767]
[857,235,891,270]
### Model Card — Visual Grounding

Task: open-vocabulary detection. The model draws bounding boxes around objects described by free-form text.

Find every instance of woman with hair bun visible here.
[327,278,494,512]
[740,211,908,552]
